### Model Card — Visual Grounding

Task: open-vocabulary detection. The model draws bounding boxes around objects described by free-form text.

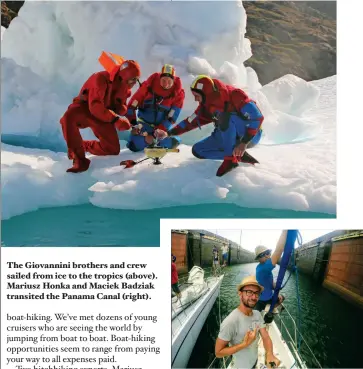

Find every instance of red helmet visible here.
[190,75,218,104]
[118,60,141,81]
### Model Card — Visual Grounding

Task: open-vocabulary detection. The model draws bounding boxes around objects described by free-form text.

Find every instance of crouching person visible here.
[170,75,263,177]
[126,64,185,151]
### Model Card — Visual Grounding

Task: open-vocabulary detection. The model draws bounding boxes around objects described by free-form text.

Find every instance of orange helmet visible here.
[161,64,176,79]
[190,75,218,104]
[118,60,141,81]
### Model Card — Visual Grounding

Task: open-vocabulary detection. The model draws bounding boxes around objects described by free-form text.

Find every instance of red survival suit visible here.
[126,71,185,151]
[171,77,262,139]
[60,60,141,173]
[127,72,185,130]
[170,76,264,176]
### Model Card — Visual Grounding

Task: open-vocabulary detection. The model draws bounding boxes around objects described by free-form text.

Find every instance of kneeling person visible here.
[60,60,141,173]
[170,75,263,177]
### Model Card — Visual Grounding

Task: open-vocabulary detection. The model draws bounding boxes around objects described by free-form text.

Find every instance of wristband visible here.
[111,116,119,124]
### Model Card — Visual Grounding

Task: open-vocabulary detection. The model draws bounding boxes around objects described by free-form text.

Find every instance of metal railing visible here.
[272,304,322,369]
[208,355,233,369]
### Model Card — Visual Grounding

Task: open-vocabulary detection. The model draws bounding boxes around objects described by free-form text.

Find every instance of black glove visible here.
[239,132,255,144]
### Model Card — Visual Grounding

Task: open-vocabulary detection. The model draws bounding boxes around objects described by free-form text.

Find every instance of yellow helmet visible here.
[161,64,176,79]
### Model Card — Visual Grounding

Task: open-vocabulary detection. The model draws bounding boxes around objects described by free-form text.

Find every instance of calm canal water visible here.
[187,263,362,368]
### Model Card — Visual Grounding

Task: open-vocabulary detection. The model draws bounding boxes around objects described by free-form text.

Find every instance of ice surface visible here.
[1,1,335,219]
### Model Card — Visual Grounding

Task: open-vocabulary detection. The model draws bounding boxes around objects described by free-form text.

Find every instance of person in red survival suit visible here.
[169,75,264,177]
[126,64,185,151]
[60,60,141,173]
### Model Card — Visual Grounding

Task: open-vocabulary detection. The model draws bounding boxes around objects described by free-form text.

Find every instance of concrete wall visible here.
[323,232,363,309]
[189,231,227,268]
[171,230,255,273]
[294,229,363,309]
[296,243,319,276]
[296,230,345,278]
[189,230,255,266]
[171,231,188,274]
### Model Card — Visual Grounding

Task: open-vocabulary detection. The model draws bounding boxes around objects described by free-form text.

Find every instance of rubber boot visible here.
[66,148,90,173]
[67,157,91,173]
[216,156,239,177]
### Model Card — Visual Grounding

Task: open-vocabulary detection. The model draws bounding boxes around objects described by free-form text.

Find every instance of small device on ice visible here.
[144,147,179,165]
[120,147,179,168]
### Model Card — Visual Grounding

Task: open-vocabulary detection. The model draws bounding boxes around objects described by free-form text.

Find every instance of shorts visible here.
[255,298,272,312]
[223,253,228,261]
[255,294,285,312]
[172,283,180,294]
[213,259,219,266]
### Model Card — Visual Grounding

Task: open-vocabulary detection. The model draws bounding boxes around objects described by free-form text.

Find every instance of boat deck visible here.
[223,306,316,369]
[172,273,224,369]
[227,320,298,369]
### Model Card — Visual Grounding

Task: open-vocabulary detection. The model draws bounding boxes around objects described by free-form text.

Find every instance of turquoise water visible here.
[187,263,362,368]
[2,204,334,246]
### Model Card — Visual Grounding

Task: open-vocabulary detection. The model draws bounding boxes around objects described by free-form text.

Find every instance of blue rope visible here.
[278,231,301,290]
[268,230,298,313]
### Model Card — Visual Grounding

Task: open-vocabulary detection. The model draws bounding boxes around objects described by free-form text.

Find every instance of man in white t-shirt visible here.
[221,244,229,266]
[215,276,280,369]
